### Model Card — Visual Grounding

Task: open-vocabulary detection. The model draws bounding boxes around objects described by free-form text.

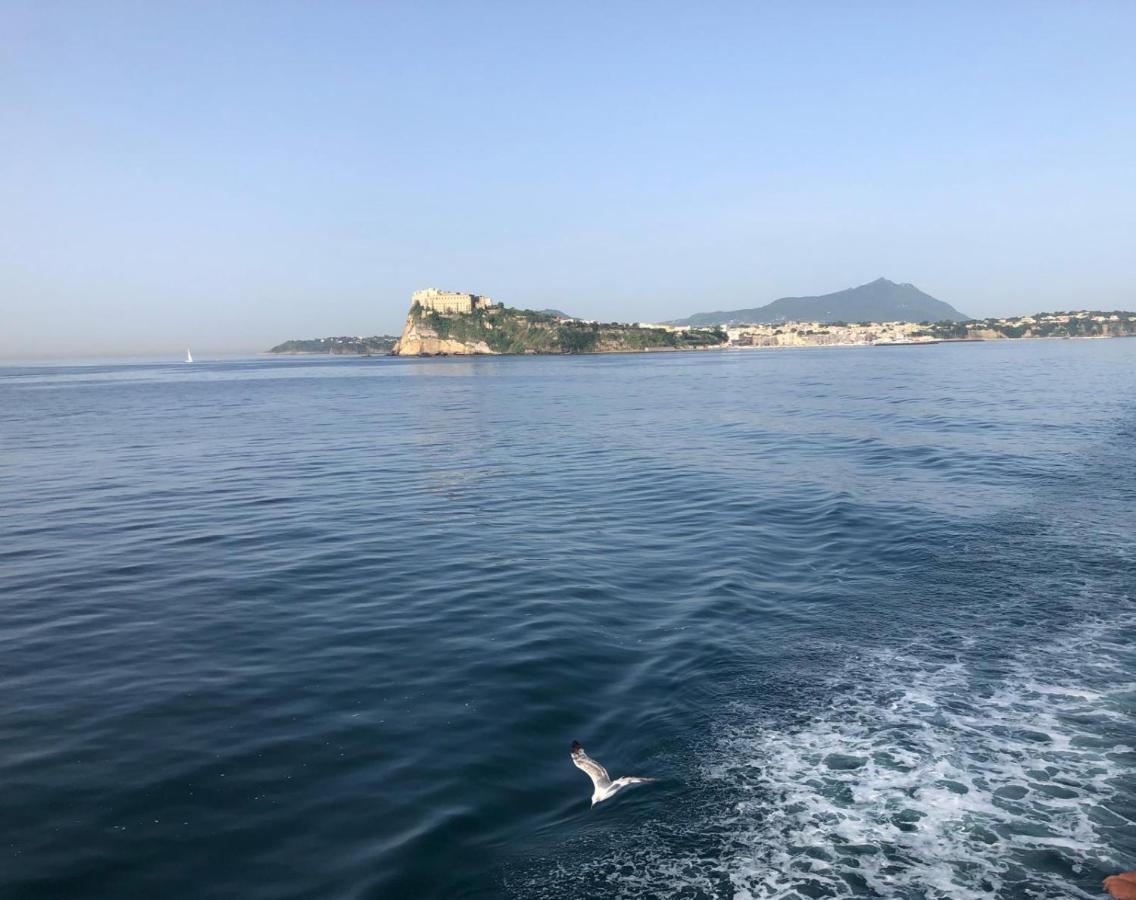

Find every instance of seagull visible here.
[570,740,655,806]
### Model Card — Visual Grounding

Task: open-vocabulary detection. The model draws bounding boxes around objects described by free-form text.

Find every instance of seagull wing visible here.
[571,744,611,790]
[598,775,656,802]
[611,776,654,788]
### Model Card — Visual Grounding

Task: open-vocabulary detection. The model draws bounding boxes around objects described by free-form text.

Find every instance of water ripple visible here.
[1,341,1134,898]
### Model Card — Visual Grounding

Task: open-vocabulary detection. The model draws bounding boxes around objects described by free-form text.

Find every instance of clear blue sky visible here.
[2,1,1134,358]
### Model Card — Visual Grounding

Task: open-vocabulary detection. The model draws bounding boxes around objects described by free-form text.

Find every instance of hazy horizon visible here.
[3,2,1134,360]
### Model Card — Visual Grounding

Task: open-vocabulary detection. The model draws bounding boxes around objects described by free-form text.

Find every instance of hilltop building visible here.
[412,288,493,315]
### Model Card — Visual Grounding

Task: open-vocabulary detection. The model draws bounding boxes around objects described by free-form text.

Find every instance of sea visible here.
[2,339,1134,900]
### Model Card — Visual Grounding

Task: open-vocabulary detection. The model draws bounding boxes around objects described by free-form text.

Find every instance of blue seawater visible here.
[1,340,1133,899]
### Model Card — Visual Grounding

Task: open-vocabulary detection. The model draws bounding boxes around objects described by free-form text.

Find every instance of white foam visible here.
[509,617,1134,899]
[706,618,1136,899]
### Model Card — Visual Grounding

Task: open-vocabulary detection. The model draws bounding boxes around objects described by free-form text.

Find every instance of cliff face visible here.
[392,311,495,356]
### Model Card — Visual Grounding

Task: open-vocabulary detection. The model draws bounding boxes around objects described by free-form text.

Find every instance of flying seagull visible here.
[570,741,655,806]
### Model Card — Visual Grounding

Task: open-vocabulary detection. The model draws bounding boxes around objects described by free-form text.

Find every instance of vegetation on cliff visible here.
[268,335,398,354]
[407,303,726,355]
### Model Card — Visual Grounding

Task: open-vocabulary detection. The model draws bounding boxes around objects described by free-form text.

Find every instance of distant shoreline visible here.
[268,304,1135,358]
[260,330,1136,360]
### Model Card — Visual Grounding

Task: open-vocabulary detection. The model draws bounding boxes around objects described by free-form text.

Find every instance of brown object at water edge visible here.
[1105,872,1136,899]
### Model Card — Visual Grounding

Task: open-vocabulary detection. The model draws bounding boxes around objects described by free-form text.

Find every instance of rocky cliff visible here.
[392,301,727,356]
[392,311,495,355]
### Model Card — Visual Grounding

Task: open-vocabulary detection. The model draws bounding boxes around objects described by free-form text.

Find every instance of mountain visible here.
[672,279,969,326]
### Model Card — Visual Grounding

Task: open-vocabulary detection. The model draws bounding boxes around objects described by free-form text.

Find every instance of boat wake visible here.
[712,616,1135,899]
[513,615,1136,899]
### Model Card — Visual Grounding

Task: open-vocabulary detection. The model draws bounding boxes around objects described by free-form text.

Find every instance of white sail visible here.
[185,348,193,363]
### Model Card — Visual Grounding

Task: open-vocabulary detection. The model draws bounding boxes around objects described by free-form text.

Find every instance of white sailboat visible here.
[185,348,193,363]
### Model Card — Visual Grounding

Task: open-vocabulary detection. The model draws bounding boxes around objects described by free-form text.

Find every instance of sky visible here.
[2,1,1134,359]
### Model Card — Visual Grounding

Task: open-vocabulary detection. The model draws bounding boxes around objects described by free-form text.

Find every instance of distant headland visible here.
[267,283,1136,357]
[268,335,399,355]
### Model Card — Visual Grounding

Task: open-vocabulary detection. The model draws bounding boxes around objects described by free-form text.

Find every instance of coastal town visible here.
[686,310,1136,349]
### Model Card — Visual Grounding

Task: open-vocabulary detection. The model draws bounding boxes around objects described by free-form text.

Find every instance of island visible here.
[391,289,727,356]
[671,278,970,326]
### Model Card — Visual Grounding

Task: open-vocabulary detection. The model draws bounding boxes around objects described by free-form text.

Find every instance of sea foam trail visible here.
[711,617,1136,899]
[514,616,1135,900]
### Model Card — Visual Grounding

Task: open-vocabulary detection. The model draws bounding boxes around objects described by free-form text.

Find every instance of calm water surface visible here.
[2,341,1134,899]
